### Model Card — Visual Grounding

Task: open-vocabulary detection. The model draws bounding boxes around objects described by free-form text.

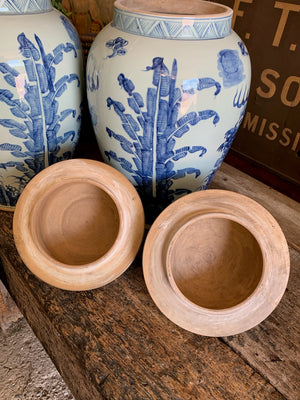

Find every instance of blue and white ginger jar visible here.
[87,0,251,220]
[0,0,83,210]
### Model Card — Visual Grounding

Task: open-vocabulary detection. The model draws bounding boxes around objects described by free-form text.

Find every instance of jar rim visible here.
[114,0,232,19]
[0,0,52,14]
[112,0,233,40]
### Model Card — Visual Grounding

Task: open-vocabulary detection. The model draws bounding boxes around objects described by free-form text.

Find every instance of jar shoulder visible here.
[88,25,250,71]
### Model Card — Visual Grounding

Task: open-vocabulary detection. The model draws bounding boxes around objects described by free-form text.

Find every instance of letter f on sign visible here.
[232,0,253,29]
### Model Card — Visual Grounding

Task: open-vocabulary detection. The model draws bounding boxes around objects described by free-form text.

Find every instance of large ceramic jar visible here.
[87,0,251,219]
[0,0,83,210]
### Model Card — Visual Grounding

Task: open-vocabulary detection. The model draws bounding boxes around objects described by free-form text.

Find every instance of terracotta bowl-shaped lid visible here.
[143,190,290,336]
[13,159,145,291]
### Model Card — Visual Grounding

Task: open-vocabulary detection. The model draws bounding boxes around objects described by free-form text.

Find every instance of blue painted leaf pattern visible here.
[233,84,249,108]
[105,57,221,219]
[59,15,81,50]
[201,109,245,189]
[0,28,81,207]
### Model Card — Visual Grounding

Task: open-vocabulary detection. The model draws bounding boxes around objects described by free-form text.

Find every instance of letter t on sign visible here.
[273,2,300,47]
[232,0,253,29]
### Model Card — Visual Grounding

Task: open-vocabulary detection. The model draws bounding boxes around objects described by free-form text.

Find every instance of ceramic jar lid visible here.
[143,190,290,336]
[13,160,290,336]
[13,159,145,291]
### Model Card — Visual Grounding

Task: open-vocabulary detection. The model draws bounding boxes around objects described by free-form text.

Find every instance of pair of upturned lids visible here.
[13,159,290,336]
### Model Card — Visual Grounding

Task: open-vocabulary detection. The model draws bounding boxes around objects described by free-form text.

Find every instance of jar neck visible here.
[0,0,52,14]
[112,0,232,40]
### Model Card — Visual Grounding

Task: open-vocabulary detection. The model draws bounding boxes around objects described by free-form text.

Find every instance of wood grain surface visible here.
[210,163,300,251]
[0,163,299,400]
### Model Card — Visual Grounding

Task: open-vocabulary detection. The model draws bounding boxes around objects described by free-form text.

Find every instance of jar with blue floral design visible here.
[0,0,83,209]
[87,0,251,221]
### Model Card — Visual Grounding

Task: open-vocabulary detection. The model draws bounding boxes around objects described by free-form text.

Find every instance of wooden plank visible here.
[210,164,300,400]
[223,247,300,400]
[225,150,300,203]
[211,163,300,251]
[0,209,285,400]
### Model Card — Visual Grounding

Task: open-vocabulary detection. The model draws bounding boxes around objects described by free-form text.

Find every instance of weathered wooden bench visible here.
[0,162,299,400]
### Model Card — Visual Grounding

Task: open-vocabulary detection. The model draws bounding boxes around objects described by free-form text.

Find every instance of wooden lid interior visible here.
[31,181,120,266]
[167,215,263,310]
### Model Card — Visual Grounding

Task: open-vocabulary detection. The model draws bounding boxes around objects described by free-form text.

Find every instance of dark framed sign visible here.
[212,0,300,200]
